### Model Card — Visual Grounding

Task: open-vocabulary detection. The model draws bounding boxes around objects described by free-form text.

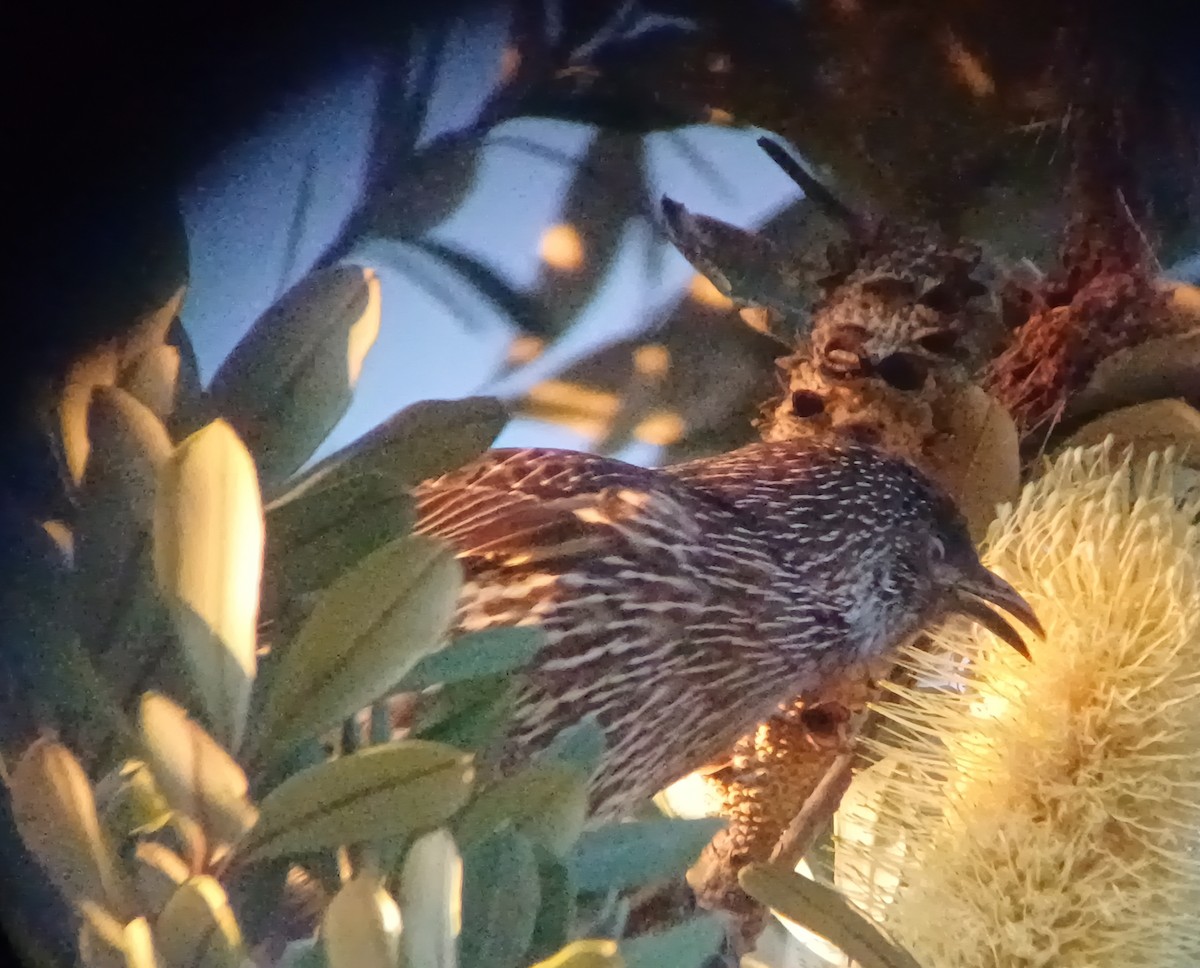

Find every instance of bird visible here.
[411,435,1042,822]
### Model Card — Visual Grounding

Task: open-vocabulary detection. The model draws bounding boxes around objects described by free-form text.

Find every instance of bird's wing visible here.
[413,448,713,570]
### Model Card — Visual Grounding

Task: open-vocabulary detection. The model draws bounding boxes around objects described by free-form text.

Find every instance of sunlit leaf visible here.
[567,818,724,894]
[399,627,545,692]
[234,741,474,863]
[59,342,119,487]
[459,829,541,968]
[400,829,463,968]
[9,739,133,916]
[208,266,382,486]
[739,862,923,968]
[530,940,624,968]
[322,875,403,968]
[139,694,258,848]
[122,916,160,968]
[253,533,461,762]
[155,876,247,968]
[154,420,263,753]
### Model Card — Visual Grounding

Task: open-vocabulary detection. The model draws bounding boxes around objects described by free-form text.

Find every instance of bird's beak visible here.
[947,568,1044,660]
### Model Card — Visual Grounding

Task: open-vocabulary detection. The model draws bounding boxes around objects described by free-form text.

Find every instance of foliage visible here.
[2,264,725,968]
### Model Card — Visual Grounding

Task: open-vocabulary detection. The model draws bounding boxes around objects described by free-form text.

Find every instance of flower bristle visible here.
[837,440,1200,967]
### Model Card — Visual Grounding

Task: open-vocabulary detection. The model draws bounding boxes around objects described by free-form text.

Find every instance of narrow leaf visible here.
[400,829,463,968]
[400,627,545,692]
[527,847,576,963]
[322,875,403,968]
[459,830,540,968]
[568,819,724,895]
[234,741,474,863]
[253,533,462,762]
[154,420,263,752]
[122,916,160,968]
[739,862,924,968]
[139,694,258,847]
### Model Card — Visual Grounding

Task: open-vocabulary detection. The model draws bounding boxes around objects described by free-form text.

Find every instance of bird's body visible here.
[413,436,1039,820]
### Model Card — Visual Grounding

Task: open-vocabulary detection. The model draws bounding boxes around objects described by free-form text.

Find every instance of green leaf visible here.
[453,762,589,856]
[154,420,263,753]
[537,716,606,778]
[621,915,725,968]
[208,265,382,486]
[265,469,416,603]
[567,819,724,895]
[738,862,924,968]
[8,739,134,916]
[527,846,577,963]
[138,694,258,847]
[252,533,461,763]
[399,829,463,968]
[412,673,519,756]
[322,875,403,968]
[233,740,474,863]
[293,396,509,494]
[155,876,247,968]
[412,239,552,336]
[368,139,482,238]
[459,830,541,968]
[529,940,624,968]
[400,627,545,692]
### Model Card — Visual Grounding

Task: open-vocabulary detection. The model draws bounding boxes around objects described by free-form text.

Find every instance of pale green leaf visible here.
[234,741,474,863]
[138,693,258,847]
[399,829,463,968]
[253,533,461,762]
[322,875,403,968]
[154,419,263,752]
[739,862,924,968]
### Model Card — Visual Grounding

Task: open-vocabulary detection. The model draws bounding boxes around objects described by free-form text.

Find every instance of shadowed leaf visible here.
[568,818,724,895]
[459,830,541,968]
[155,876,247,968]
[621,915,725,968]
[400,627,545,693]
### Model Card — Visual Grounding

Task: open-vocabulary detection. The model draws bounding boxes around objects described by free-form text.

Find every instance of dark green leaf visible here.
[453,762,589,856]
[460,830,541,968]
[568,818,724,894]
[537,715,606,778]
[527,844,577,963]
[412,673,520,756]
[412,238,552,336]
[400,627,545,692]
[622,915,725,968]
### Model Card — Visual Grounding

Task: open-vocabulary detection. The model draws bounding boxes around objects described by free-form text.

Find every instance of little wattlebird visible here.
[412,436,1043,821]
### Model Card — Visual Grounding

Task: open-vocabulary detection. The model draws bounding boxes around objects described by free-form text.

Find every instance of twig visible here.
[769,750,856,870]
[756,137,864,235]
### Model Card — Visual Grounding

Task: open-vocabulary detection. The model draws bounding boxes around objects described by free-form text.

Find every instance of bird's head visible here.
[765,442,1042,664]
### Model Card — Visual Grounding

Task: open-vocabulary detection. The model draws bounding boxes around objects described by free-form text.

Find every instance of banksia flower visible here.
[839,441,1200,967]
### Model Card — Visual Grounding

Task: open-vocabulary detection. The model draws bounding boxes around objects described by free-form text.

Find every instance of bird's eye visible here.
[791,390,825,418]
